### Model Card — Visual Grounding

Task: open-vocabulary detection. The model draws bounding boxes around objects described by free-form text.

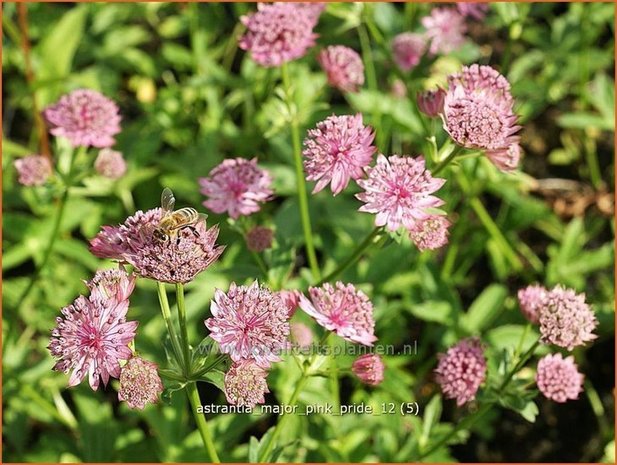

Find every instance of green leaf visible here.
[462,284,508,333]
[408,301,452,324]
[420,395,442,448]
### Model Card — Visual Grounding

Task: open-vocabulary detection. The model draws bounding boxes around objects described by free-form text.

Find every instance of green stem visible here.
[280,62,320,281]
[499,338,540,391]
[357,21,383,149]
[469,197,523,271]
[156,281,184,370]
[186,382,221,463]
[328,333,340,412]
[318,226,382,285]
[15,145,81,312]
[175,283,191,375]
[432,145,464,176]
[251,250,269,279]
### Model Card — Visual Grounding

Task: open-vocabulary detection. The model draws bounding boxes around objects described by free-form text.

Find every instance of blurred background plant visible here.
[2,2,614,462]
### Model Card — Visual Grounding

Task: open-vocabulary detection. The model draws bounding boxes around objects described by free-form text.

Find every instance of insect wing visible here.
[161,187,176,212]
[198,213,208,224]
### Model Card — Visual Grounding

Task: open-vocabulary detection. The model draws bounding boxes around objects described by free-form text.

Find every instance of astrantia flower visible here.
[303,114,376,195]
[442,64,521,171]
[89,208,225,284]
[318,46,364,93]
[118,357,164,410]
[95,149,127,179]
[279,289,301,317]
[517,284,548,324]
[299,282,377,346]
[238,3,318,67]
[409,215,450,251]
[417,88,446,118]
[205,281,290,368]
[86,268,136,302]
[246,226,274,252]
[356,155,446,232]
[456,2,489,20]
[421,8,466,55]
[224,360,269,408]
[44,89,121,148]
[352,354,384,386]
[297,2,325,24]
[538,285,597,350]
[14,155,52,186]
[435,338,486,406]
[48,290,138,390]
[536,353,584,403]
[290,322,313,349]
[392,33,427,71]
[199,158,273,219]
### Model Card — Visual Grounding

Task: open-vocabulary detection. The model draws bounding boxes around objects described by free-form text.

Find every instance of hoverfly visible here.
[153,187,208,244]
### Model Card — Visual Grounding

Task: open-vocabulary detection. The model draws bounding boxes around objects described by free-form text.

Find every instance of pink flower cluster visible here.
[392,33,427,72]
[48,268,138,390]
[199,158,273,219]
[238,3,320,67]
[14,155,52,186]
[95,149,127,179]
[422,7,467,56]
[352,354,385,386]
[434,338,486,406]
[318,45,365,93]
[118,356,164,410]
[535,353,584,403]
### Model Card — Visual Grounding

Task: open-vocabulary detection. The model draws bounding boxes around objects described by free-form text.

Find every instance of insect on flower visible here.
[153,187,208,244]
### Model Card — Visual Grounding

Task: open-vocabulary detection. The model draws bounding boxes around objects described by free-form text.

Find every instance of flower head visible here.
[14,155,52,186]
[435,338,486,406]
[246,226,274,252]
[199,158,273,219]
[95,149,127,179]
[224,360,269,408]
[456,2,489,20]
[279,289,302,317]
[318,46,364,93]
[442,64,521,171]
[392,33,427,71]
[421,8,466,55]
[44,89,121,148]
[48,288,138,390]
[517,284,548,324]
[538,285,597,350]
[118,357,164,409]
[86,268,136,302]
[303,114,376,195]
[356,154,445,232]
[89,208,225,284]
[536,353,584,403]
[238,3,318,67]
[417,88,446,118]
[352,354,385,386]
[409,215,450,251]
[205,281,290,368]
[290,322,314,349]
[299,282,377,346]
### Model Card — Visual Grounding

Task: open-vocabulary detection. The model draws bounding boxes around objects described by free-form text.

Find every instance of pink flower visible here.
[421,8,467,55]
[279,289,302,317]
[392,33,427,71]
[199,158,273,219]
[118,357,164,409]
[456,2,489,20]
[48,286,138,390]
[536,353,584,403]
[442,64,521,171]
[246,226,274,252]
[417,88,446,118]
[89,208,225,284]
[517,284,548,324]
[538,285,597,350]
[95,149,127,179]
[318,46,364,93]
[290,322,314,349]
[44,89,121,148]
[205,281,290,368]
[14,155,52,186]
[299,282,377,346]
[296,2,325,24]
[224,360,270,408]
[352,354,385,386]
[238,3,318,67]
[356,155,446,232]
[409,215,450,251]
[303,114,376,195]
[86,268,136,302]
[435,338,486,406]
